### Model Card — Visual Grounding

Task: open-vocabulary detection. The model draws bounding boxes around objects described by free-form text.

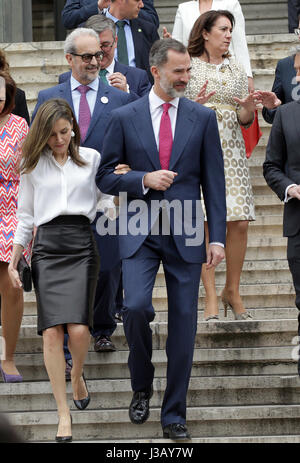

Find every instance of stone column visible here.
[0,0,33,43]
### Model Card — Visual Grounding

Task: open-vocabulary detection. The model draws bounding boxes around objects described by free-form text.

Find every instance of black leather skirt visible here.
[31,215,100,335]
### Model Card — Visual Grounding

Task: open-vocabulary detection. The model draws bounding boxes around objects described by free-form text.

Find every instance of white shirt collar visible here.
[149,87,179,111]
[105,59,115,75]
[70,75,99,92]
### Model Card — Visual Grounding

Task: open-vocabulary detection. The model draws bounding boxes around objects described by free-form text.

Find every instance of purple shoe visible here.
[0,365,23,383]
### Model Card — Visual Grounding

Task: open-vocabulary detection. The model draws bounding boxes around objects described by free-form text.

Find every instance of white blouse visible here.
[14,146,114,248]
[172,0,252,78]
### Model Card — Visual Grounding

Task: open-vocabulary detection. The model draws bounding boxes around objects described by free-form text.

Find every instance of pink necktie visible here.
[159,103,173,170]
[77,85,91,142]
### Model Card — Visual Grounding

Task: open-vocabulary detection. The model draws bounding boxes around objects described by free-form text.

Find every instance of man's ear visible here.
[65,53,73,67]
[151,65,160,81]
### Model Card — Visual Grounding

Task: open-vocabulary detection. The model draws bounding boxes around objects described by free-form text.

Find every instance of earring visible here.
[71,130,75,137]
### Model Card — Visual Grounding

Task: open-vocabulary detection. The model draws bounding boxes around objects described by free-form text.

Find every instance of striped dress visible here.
[0,114,29,263]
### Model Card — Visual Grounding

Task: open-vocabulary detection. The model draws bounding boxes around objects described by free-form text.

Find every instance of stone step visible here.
[11,345,298,381]
[1,375,300,413]
[5,319,298,354]
[7,403,300,441]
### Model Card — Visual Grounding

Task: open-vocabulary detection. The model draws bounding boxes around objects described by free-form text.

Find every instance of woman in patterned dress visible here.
[184,10,261,320]
[0,71,29,381]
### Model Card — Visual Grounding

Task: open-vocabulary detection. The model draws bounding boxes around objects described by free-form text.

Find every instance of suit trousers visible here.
[122,230,202,427]
[287,232,300,376]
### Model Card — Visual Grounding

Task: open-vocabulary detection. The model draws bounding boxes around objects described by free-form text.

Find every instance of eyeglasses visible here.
[71,51,103,63]
[294,28,300,36]
[100,40,116,51]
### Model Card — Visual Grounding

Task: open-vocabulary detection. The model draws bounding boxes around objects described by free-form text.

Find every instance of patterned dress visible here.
[0,114,29,263]
[185,57,255,222]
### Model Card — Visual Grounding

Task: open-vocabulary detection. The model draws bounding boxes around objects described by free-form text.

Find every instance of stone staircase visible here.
[2,33,300,442]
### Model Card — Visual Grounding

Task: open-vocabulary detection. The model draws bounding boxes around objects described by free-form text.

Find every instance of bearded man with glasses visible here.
[59,16,151,98]
[31,27,136,368]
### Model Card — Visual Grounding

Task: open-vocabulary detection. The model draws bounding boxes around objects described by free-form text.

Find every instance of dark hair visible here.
[149,38,187,68]
[0,70,16,117]
[188,10,235,61]
[0,49,9,72]
[21,98,85,174]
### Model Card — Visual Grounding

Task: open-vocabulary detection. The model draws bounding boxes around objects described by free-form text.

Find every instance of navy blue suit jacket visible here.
[31,79,136,270]
[61,0,159,29]
[97,96,227,264]
[262,55,298,124]
[31,78,135,152]
[59,61,151,98]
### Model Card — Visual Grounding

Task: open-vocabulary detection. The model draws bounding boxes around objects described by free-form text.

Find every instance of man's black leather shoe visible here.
[163,423,191,440]
[129,386,153,424]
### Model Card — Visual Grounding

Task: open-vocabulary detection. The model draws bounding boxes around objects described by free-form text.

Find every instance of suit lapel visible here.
[130,19,142,68]
[59,81,74,113]
[114,61,129,77]
[169,98,196,170]
[131,97,161,170]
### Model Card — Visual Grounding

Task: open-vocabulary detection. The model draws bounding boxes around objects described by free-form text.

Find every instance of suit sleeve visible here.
[263,107,292,200]
[31,91,47,124]
[96,112,149,198]
[262,61,284,124]
[139,0,159,28]
[61,0,99,29]
[200,111,227,245]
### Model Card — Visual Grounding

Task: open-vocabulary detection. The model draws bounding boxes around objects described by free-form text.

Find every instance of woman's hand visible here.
[254,90,281,109]
[233,91,262,112]
[194,80,216,105]
[114,164,131,175]
[8,264,22,290]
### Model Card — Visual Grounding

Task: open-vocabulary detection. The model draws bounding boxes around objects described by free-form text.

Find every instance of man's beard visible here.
[160,74,186,99]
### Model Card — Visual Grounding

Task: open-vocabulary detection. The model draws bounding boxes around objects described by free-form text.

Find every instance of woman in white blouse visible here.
[171,0,253,90]
[8,99,102,443]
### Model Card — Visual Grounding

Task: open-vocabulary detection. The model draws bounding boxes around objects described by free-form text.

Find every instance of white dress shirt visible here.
[14,147,114,248]
[147,88,223,248]
[71,75,99,120]
[172,0,252,78]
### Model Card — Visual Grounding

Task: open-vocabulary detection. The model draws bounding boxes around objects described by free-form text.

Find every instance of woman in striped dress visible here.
[0,71,29,382]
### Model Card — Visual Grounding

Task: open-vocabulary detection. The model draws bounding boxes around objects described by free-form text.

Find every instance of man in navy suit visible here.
[62,0,159,30]
[259,41,300,124]
[59,15,151,98]
[97,39,226,439]
[32,28,135,356]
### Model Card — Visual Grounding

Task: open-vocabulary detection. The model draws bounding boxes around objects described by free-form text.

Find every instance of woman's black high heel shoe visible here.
[55,415,72,443]
[73,374,90,410]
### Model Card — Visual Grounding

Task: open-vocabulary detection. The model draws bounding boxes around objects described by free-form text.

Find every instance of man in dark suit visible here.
[62,0,159,31]
[263,99,300,376]
[59,15,151,98]
[32,28,135,356]
[97,38,226,439]
[260,44,300,124]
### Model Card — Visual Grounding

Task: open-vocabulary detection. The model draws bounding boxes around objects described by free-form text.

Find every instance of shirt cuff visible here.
[209,242,224,248]
[285,184,297,202]
[142,175,149,195]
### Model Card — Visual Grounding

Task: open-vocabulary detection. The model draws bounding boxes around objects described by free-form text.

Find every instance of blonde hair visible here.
[21,98,85,174]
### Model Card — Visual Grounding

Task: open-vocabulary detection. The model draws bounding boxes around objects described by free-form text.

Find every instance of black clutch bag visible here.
[17,255,32,292]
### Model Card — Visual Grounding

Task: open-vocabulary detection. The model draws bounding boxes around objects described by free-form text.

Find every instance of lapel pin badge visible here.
[138,28,142,32]
[101,96,109,104]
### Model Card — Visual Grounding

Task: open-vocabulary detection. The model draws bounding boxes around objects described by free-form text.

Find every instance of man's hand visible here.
[162,27,172,39]
[288,185,300,200]
[254,90,281,109]
[206,244,225,270]
[108,72,128,92]
[98,0,111,10]
[114,163,131,175]
[144,170,178,191]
